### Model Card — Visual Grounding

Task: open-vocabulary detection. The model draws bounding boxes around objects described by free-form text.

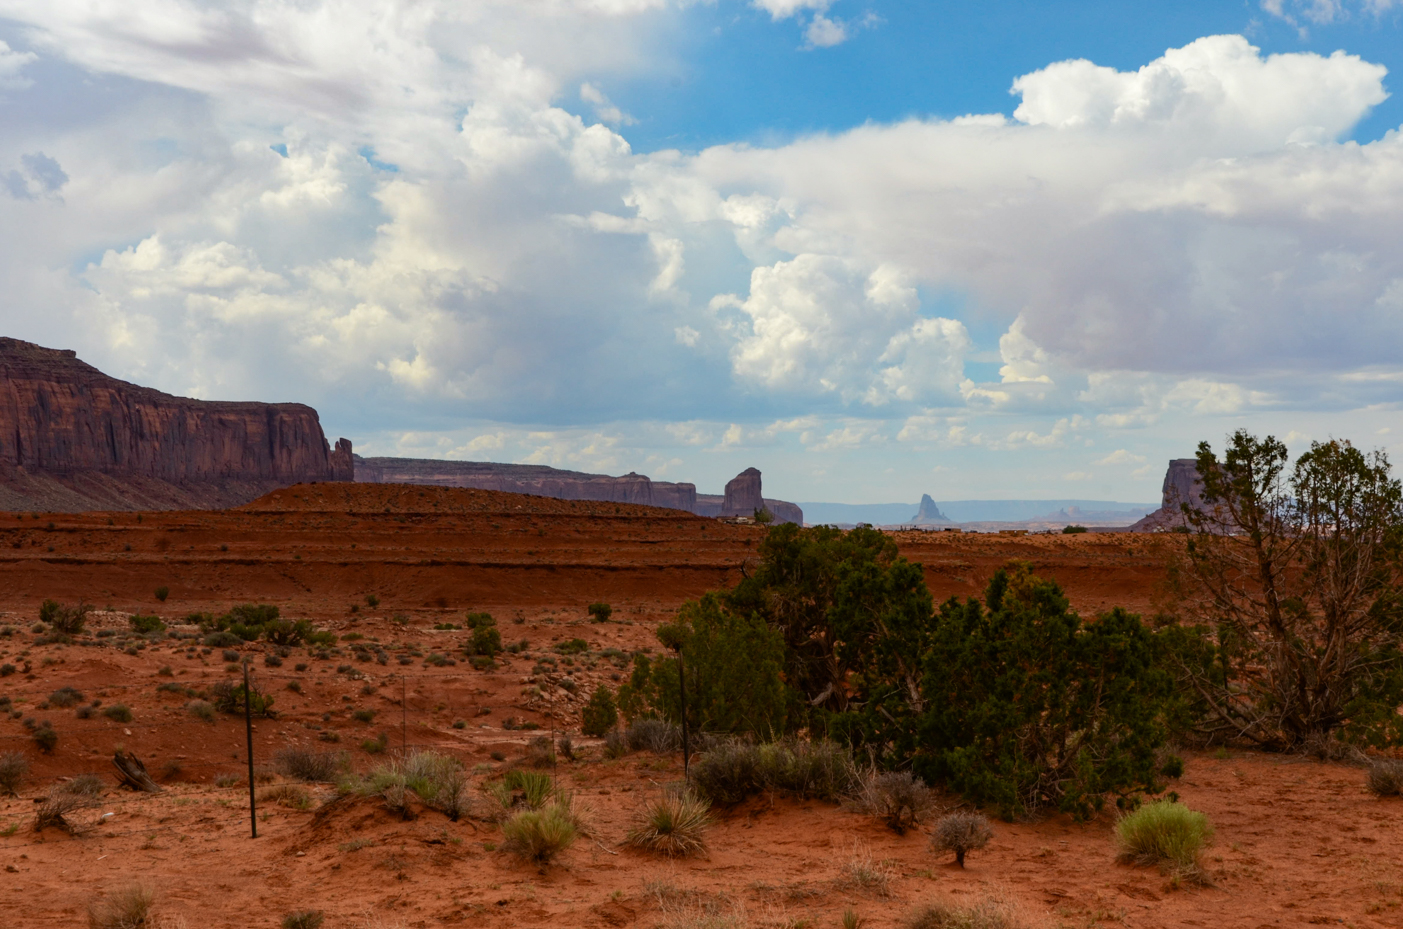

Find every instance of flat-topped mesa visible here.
[1129,458,1205,532]
[0,337,351,510]
[353,457,698,511]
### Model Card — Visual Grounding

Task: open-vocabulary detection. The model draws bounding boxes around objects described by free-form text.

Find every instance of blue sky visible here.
[1,1,1402,506]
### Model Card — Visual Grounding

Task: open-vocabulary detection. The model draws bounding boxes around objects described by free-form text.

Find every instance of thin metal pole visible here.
[678,647,689,778]
[402,673,408,758]
[244,661,257,839]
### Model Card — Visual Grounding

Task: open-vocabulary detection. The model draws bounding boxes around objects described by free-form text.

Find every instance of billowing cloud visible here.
[0,8,1399,503]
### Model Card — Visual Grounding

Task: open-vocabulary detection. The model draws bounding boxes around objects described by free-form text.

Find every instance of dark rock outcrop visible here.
[0,337,351,511]
[910,494,951,524]
[1129,459,1204,531]
[721,467,763,517]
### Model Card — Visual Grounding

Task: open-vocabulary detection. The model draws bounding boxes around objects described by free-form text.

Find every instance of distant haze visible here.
[798,500,1158,526]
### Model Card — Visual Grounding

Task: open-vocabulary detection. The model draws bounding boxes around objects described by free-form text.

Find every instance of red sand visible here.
[0,484,1396,928]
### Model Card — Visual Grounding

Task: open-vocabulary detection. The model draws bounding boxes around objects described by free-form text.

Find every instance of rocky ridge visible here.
[1129,459,1204,532]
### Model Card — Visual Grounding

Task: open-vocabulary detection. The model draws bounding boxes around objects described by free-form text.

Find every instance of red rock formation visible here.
[354,457,698,511]
[0,337,350,511]
[721,467,763,517]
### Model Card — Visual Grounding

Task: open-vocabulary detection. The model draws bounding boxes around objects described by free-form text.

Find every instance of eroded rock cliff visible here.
[0,338,351,511]
[1129,458,1204,531]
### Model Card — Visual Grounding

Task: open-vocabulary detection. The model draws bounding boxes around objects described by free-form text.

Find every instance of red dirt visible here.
[0,484,1397,928]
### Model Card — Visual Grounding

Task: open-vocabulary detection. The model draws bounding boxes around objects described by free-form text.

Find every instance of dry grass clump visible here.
[837,841,895,897]
[1115,799,1213,883]
[932,812,993,868]
[274,748,343,782]
[624,787,712,857]
[687,738,856,805]
[484,768,555,817]
[1366,758,1403,797]
[281,911,324,929]
[260,783,313,810]
[849,769,938,834]
[904,894,1028,929]
[501,799,578,865]
[525,735,556,768]
[0,750,28,796]
[87,884,153,929]
[346,751,472,821]
[626,718,683,754]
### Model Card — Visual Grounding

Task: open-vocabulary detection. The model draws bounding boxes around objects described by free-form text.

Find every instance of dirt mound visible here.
[241,481,709,518]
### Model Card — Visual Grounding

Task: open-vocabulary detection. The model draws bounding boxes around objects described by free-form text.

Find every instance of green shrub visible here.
[1061,525,1087,534]
[931,812,992,867]
[211,680,275,717]
[688,738,856,805]
[624,787,711,857]
[352,709,376,723]
[154,586,170,602]
[129,614,165,634]
[554,638,588,655]
[202,631,242,648]
[42,601,90,635]
[187,700,215,721]
[469,621,502,658]
[587,602,612,623]
[581,685,618,737]
[501,801,577,864]
[913,565,1174,819]
[102,704,133,723]
[1115,799,1213,877]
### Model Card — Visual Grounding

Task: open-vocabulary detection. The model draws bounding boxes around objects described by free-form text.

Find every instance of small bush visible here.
[203,631,242,648]
[33,725,58,752]
[281,910,325,929]
[88,884,154,929]
[154,586,170,602]
[43,600,91,635]
[526,735,556,768]
[625,718,681,754]
[102,704,133,723]
[362,733,389,754]
[35,784,98,832]
[687,738,857,806]
[187,700,215,721]
[0,750,28,796]
[1115,799,1213,878]
[554,637,588,655]
[49,686,85,708]
[65,774,106,797]
[850,770,937,834]
[624,788,712,857]
[588,602,612,623]
[931,812,992,868]
[352,709,377,724]
[366,594,380,608]
[76,704,95,719]
[1061,525,1087,534]
[604,729,627,759]
[501,801,578,864]
[1366,758,1403,797]
[211,680,275,717]
[274,748,343,782]
[469,622,502,658]
[582,684,618,738]
[130,613,165,634]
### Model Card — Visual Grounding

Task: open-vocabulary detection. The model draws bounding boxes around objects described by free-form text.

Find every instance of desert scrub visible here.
[502,800,578,865]
[0,750,28,796]
[1115,798,1213,880]
[186,699,216,721]
[849,769,937,834]
[624,787,712,857]
[87,884,154,929]
[102,704,133,723]
[904,894,1028,929]
[347,751,472,821]
[48,686,85,708]
[281,910,325,929]
[274,748,343,782]
[1366,758,1403,797]
[687,737,857,805]
[260,783,313,810]
[931,812,992,868]
[581,684,618,737]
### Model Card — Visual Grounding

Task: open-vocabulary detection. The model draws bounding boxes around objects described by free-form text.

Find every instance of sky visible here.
[1,1,1402,505]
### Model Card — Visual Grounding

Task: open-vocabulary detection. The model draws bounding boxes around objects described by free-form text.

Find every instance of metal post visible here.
[244,661,257,839]
[678,646,689,778]
[402,673,408,758]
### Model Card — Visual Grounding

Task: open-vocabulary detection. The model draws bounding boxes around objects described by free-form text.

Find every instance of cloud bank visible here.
[0,3,1400,499]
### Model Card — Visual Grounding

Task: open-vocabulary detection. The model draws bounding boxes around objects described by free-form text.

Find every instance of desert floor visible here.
[0,483,1397,928]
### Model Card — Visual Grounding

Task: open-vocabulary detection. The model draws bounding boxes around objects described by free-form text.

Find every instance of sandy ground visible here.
[0,484,1396,928]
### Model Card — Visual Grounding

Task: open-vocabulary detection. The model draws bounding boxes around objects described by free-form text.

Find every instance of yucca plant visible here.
[624,787,712,857]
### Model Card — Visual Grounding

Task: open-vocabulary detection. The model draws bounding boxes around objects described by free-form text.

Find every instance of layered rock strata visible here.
[0,338,351,511]
[356,457,803,524]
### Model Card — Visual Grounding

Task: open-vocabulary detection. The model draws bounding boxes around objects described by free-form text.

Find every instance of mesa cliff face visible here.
[0,338,351,511]
[1129,458,1203,531]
